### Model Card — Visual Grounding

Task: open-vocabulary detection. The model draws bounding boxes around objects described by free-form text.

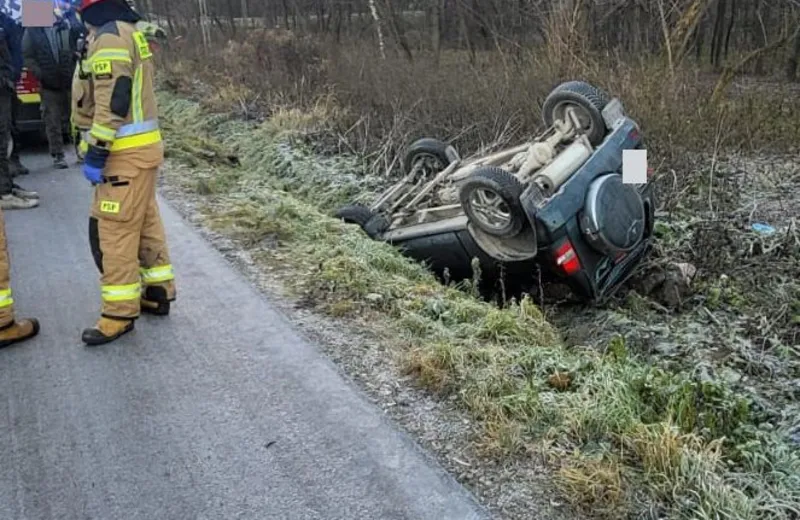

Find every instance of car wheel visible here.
[459,166,527,239]
[403,138,460,178]
[334,204,389,239]
[542,80,610,146]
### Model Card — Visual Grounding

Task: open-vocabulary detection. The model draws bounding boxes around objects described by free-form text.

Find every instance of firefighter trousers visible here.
[0,208,16,328]
[89,164,176,320]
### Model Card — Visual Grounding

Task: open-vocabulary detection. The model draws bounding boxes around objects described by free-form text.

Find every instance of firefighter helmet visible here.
[78,0,106,11]
[79,0,139,13]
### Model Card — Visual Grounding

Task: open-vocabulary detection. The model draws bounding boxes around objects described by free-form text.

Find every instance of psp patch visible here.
[100,200,120,214]
[92,59,113,80]
[133,32,153,60]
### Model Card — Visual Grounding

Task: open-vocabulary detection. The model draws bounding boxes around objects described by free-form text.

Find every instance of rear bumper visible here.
[15,98,43,133]
[558,237,653,304]
[14,97,71,135]
[544,182,656,304]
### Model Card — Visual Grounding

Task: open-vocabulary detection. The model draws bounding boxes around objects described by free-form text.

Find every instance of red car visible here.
[14,67,71,139]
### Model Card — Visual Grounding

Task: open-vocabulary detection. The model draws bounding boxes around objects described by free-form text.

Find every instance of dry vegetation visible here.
[142,0,800,518]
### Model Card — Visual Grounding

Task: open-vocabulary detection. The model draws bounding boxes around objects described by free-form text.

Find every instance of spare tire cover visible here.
[583,173,645,254]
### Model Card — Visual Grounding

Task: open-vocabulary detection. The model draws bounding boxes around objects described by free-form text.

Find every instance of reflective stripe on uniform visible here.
[133,31,154,60]
[132,65,144,122]
[140,264,175,284]
[91,122,117,142]
[0,289,14,309]
[116,119,159,138]
[90,48,132,64]
[109,130,162,152]
[102,283,141,302]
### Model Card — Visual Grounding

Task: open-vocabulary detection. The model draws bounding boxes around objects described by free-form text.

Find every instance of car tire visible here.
[334,204,389,239]
[542,80,610,146]
[459,166,527,239]
[403,138,460,176]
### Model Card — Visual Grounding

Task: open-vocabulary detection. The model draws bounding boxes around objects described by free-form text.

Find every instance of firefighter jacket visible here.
[83,19,163,170]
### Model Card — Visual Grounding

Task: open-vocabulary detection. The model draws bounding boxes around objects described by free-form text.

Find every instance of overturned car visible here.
[334,81,657,304]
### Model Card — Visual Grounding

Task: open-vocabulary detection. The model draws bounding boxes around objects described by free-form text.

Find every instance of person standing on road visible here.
[76,0,176,346]
[1,10,39,210]
[1,6,30,178]
[21,4,81,170]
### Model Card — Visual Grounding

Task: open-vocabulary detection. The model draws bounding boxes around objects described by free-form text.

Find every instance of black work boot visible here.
[141,286,170,316]
[53,153,69,170]
[0,318,40,349]
[82,317,134,346]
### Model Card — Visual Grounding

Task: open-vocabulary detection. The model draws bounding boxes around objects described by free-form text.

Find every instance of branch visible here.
[710,25,800,105]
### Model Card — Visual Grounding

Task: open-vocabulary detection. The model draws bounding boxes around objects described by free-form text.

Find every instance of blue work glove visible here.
[82,145,110,185]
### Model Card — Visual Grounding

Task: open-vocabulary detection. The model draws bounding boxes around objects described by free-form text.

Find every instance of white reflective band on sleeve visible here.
[116,119,159,138]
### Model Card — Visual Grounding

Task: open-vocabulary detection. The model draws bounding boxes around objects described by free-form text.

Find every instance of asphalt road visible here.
[0,149,489,520]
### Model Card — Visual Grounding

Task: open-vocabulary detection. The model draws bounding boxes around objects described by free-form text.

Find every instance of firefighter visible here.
[0,208,40,349]
[75,0,176,346]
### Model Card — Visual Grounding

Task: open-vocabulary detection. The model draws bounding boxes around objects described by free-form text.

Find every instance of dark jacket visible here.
[0,11,23,85]
[0,27,13,94]
[22,22,77,91]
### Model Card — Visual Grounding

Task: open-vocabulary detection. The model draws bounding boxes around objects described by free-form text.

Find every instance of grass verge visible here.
[156,88,800,519]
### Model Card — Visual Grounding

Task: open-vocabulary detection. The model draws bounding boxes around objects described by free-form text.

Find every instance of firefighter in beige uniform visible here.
[76,0,175,346]
[0,207,40,349]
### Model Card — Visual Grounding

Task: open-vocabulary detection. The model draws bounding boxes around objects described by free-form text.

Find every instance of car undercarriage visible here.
[335,80,657,304]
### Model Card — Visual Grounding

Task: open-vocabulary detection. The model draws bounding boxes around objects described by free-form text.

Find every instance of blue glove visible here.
[82,163,104,185]
[83,145,110,185]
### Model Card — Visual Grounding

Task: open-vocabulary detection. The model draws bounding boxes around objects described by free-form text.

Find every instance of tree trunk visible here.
[753,2,771,75]
[694,13,707,61]
[334,4,343,44]
[457,0,475,65]
[431,0,443,65]
[723,0,736,61]
[786,27,800,81]
[711,0,728,68]
[368,0,387,59]
[383,0,414,62]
